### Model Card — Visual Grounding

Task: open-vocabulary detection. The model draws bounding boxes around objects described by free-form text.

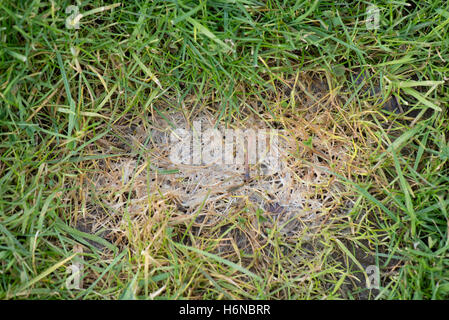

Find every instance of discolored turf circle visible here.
[66,74,402,299]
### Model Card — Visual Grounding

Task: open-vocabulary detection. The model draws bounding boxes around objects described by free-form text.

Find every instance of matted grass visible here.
[0,0,448,299]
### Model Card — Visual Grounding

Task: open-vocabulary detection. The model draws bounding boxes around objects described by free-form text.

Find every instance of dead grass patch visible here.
[66,73,387,298]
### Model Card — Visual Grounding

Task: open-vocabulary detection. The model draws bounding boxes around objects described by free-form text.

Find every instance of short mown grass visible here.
[1,0,448,299]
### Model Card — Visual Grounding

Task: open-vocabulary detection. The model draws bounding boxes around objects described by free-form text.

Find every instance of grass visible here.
[0,0,448,299]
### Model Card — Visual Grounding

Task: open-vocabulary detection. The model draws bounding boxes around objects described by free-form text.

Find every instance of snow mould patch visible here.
[87,109,352,239]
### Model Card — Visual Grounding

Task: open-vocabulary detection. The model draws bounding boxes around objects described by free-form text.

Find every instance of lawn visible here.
[0,0,448,299]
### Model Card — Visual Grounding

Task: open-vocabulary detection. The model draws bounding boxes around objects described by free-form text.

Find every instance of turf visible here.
[0,0,448,299]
